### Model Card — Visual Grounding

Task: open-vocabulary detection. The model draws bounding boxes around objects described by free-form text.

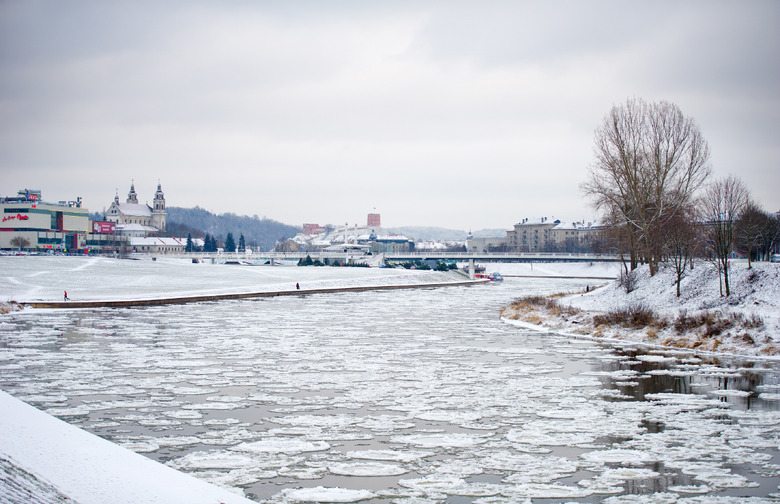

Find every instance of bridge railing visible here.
[132,250,618,262]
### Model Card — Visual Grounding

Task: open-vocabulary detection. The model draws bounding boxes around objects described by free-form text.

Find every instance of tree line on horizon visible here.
[583,97,779,298]
[164,206,300,252]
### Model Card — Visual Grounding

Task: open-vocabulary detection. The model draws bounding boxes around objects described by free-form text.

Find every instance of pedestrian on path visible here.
[296,283,300,290]
[64,290,69,301]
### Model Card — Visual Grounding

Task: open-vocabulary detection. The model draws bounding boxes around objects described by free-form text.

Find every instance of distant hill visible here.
[386,227,509,241]
[166,206,300,251]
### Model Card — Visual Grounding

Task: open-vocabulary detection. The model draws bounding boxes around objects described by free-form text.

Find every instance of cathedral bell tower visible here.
[151,182,167,232]
[127,181,138,204]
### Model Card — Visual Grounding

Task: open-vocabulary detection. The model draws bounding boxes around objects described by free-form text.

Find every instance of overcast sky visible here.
[1,1,778,231]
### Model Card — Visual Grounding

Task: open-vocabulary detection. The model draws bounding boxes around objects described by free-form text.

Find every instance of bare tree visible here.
[663,206,698,297]
[583,98,711,276]
[763,213,780,260]
[10,236,30,250]
[735,200,766,268]
[702,175,749,297]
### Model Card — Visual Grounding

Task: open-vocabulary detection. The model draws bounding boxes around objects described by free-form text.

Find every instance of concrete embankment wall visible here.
[25,279,487,309]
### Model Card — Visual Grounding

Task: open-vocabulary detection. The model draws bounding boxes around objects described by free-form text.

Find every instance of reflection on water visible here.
[597,346,779,411]
[1,275,779,502]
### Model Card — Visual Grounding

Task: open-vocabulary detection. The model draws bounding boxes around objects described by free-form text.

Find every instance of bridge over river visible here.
[139,250,619,266]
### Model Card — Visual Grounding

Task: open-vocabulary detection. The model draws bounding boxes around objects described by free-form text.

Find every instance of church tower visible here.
[151,182,167,232]
[127,181,138,204]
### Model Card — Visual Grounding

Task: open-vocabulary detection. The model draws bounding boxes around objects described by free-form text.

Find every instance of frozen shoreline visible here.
[501,261,780,358]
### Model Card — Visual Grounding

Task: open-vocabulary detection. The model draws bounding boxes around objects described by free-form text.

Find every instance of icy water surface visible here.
[1,274,779,503]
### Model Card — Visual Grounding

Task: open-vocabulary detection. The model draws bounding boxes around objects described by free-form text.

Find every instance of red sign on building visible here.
[1,214,29,223]
[92,221,116,234]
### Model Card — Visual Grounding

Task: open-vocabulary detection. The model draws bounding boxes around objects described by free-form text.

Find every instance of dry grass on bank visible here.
[0,301,22,314]
[501,294,775,356]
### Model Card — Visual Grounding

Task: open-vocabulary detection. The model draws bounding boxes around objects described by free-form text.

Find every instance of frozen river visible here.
[1,258,779,503]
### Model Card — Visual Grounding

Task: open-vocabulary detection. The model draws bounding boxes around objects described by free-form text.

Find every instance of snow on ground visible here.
[0,390,255,504]
[0,256,469,303]
[476,260,621,278]
[502,260,780,358]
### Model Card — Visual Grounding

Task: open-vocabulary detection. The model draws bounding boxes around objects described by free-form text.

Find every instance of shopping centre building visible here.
[0,189,91,251]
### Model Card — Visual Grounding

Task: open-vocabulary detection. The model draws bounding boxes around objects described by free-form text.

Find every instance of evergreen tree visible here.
[204,234,216,252]
[238,233,246,252]
[185,233,194,252]
[224,232,236,252]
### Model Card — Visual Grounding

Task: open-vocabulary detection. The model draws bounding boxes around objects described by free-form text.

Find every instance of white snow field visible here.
[1,256,779,503]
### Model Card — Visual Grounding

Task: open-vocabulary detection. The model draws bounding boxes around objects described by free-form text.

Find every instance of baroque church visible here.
[106,182,167,235]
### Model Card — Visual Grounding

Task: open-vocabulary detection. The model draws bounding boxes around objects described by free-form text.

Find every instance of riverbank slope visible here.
[501,261,780,357]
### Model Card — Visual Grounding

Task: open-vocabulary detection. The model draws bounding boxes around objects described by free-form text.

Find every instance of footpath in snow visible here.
[502,260,780,358]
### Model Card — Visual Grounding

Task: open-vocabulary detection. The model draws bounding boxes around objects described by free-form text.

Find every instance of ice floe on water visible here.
[345,449,430,463]
[277,486,375,503]
[390,432,489,449]
[581,449,659,465]
[328,461,408,477]
[232,438,330,455]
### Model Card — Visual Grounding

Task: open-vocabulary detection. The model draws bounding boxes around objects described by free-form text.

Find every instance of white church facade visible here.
[106,182,167,236]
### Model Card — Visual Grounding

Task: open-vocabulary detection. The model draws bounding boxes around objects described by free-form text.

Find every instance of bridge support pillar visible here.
[468,259,474,280]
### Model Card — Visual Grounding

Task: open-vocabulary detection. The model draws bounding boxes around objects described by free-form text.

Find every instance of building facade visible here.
[106,182,167,235]
[466,236,507,253]
[506,217,559,252]
[1,189,89,251]
[506,217,604,253]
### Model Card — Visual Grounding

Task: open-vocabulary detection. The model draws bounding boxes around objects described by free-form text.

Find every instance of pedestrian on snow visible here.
[64,291,69,301]
[296,283,300,290]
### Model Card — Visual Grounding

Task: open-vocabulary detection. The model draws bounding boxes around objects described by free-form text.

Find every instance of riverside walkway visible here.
[24,278,487,309]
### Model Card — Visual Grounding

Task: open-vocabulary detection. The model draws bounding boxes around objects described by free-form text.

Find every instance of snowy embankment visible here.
[0,256,470,305]
[502,261,780,358]
[483,260,620,279]
[0,390,255,504]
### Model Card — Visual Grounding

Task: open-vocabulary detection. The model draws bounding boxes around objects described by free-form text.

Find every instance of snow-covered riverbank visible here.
[502,261,780,357]
[0,256,470,304]
[0,390,255,504]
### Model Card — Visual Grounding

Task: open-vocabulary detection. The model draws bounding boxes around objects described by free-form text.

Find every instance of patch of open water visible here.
[1,275,779,503]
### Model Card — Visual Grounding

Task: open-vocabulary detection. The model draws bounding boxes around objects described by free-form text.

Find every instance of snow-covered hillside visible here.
[502,261,780,358]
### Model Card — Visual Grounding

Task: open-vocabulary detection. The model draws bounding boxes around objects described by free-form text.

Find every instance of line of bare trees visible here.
[583,98,779,298]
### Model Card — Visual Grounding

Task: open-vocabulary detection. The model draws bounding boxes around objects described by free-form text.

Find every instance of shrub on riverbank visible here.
[0,301,22,314]
[592,303,665,330]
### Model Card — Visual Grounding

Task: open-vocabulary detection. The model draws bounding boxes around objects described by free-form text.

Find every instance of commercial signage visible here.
[93,221,116,234]
[2,214,29,223]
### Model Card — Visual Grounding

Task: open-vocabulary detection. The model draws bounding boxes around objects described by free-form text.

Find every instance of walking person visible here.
[64,290,69,301]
